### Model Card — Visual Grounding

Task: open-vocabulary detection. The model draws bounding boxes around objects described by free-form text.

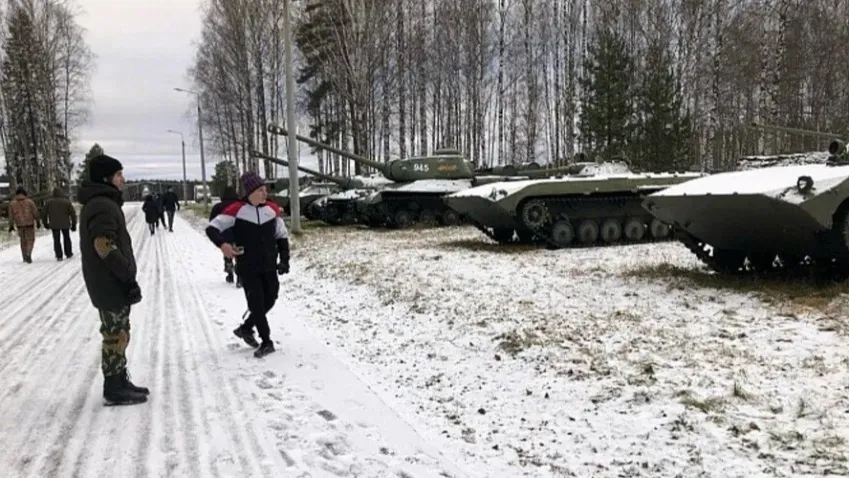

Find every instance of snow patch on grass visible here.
[293,226,849,477]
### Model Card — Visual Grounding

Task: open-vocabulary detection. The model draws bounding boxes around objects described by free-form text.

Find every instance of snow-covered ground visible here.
[3,203,848,477]
[0,205,468,478]
[281,223,849,477]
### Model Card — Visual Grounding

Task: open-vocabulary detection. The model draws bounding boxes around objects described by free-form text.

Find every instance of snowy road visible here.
[0,204,469,478]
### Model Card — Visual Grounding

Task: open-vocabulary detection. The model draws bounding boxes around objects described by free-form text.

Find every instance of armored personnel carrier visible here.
[643,124,849,275]
[266,123,574,228]
[443,161,703,247]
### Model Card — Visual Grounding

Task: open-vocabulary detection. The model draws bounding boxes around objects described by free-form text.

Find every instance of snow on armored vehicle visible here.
[443,161,703,247]
[266,122,574,228]
[642,126,849,275]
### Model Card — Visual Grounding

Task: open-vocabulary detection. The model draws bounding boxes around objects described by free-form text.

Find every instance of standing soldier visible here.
[78,153,148,406]
[7,187,41,263]
[162,186,180,232]
[206,172,290,358]
[43,187,77,261]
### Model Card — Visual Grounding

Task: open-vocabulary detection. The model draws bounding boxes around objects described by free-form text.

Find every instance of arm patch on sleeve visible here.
[93,236,118,259]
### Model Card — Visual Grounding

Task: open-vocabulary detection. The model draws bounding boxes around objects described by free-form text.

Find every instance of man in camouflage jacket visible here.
[7,187,41,263]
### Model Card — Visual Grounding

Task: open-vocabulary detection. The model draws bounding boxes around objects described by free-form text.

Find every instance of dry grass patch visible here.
[439,238,541,254]
[624,263,849,312]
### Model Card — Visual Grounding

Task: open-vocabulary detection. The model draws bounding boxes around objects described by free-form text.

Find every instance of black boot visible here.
[236,275,242,288]
[225,271,234,283]
[121,370,149,395]
[254,341,275,358]
[24,254,32,263]
[233,325,259,348]
[103,374,147,406]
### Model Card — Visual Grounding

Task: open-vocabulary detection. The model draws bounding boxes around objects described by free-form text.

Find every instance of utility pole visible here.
[283,0,301,232]
[174,87,209,210]
[167,129,189,202]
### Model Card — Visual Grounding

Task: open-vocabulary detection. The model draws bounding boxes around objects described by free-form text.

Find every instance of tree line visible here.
[190,0,849,178]
[0,0,94,195]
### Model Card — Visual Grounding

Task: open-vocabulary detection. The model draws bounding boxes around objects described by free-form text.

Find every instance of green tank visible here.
[251,149,388,225]
[642,123,849,275]
[443,161,703,247]
[267,123,574,228]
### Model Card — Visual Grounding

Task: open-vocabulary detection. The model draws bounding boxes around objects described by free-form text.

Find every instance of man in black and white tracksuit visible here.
[205,171,289,358]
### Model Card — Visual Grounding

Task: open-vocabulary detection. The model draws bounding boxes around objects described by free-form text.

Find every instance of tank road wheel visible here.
[577,220,599,245]
[649,219,670,239]
[341,210,357,225]
[439,209,460,226]
[623,218,646,242]
[394,209,413,228]
[747,252,776,273]
[712,248,746,274]
[492,228,514,244]
[600,219,622,244]
[550,220,575,248]
[516,228,536,243]
[520,200,549,229]
[418,209,437,225]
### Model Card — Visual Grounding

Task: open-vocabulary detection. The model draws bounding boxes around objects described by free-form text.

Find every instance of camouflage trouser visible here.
[17,225,35,255]
[98,306,131,377]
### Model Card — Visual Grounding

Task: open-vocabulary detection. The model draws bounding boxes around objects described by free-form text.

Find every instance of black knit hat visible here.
[15,187,26,196]
[89,154,123,183]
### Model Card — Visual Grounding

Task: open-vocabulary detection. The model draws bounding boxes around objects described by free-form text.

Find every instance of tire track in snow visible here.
[58,208,157,477]
[176,215,463,477]
[0,247,96,370]
[0,206,149,476]
[165,216,283,476]
[158,231,205,474]
[0,208,287,476]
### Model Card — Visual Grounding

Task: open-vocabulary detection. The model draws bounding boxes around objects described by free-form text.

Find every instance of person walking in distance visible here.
[156,193,167,229]
[162,186,180,232]
[77,153,148,406]
[209,185,241,286]
[142,195,159,235]
[206,172,290,358]
[7,187,41,263]
[43,187,77,261]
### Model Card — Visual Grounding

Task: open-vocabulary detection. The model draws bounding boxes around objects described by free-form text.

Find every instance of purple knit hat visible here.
[241,171,265,195]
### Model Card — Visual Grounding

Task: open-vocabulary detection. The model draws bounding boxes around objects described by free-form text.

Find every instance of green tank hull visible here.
[444,166,703,248]
[643,162,849,274]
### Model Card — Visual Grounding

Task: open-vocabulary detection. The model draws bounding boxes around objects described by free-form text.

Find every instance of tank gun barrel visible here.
[266,122,388,175]
[749,122,842,140]
[249,150,363,189]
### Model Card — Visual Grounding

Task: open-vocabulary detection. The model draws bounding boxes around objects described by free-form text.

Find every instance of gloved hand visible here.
[125,279,142,305]
[277,259,289,275]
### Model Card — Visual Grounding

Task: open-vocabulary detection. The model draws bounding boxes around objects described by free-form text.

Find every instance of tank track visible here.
[511,193,675,249]
[364,193,465,229]
[675,230,849,280]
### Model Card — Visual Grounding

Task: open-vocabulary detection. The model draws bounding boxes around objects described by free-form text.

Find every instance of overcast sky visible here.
[73,0,315,182]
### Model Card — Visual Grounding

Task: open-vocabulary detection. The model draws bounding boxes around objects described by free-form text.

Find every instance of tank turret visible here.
[750,122,848,166]
[267,123,475,181]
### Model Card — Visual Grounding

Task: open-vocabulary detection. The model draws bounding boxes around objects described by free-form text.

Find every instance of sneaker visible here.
[254,341,275,358]
[233,326,259,348]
